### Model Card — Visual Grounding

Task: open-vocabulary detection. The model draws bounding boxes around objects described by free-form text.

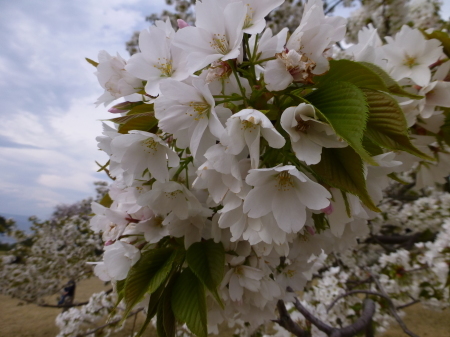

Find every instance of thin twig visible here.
[364,268,419,337]
[326,290,392,312]
[76,308,144,337]
[396,299,420,310]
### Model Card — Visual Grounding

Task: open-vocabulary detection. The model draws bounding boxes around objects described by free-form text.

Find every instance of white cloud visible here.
[0,0,168,217]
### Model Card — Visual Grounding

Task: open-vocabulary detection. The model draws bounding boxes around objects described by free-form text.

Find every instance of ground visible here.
[0,278,448,336]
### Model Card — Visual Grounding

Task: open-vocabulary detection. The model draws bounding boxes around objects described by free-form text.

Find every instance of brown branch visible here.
[76,308,143,337]
[331,299,375,337]
[287,287,334,335]
[396,299,420,310]
[326,290,392,312]
[364,268,419,337]
[283,287,376,337]
[274,300,311,337]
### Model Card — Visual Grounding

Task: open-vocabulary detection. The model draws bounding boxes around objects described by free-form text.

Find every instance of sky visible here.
[0,0,449,219]
[0,0,168,218]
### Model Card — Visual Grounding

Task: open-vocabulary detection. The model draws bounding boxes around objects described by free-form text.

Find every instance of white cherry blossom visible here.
[243,165,331,233]
[111,131,179,183]
[173,0,246,71]
[95,51,142,106]
[280,103,346,165]
[222,109,285,168]
[125,22,192,96]
[383,25,443,86]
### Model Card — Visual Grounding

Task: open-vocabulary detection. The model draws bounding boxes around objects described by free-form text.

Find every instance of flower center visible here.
[154,215,164,227]
[295,118,311,133]
[241,116,259,131]
[210,34,229,55]
[243,4,254,29]
[164,190,183,200]
[403,54,418,68]
[188,101,210,120]
[143,138,158,153]
[276,171,295,191]
[154,58,173,77]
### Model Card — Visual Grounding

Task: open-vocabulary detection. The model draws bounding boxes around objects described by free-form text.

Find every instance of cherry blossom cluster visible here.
[88,0,450,335]
[0,212,102,303]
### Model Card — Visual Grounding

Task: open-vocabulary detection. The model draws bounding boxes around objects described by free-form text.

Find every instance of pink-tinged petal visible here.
[177,19,189,29]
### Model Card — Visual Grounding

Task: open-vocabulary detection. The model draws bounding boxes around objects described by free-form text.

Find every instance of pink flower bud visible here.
[306,226,316,236]
[177,19,189,29]
[104,240,114,246]
[108,108,123,113]
[321,203,333,215]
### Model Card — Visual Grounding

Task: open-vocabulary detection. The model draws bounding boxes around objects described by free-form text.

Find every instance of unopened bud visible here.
[105,240,114,246]
[108,108,124,113]
[321,203,333,215]
[108,101,136,113]
[306,226,316,236]
[177,19,189,29]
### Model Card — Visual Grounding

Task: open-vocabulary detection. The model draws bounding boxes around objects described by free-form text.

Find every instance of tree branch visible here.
[326,290,392,312]
[281,287,376,337]
[274,300,311,337]
[364,268,419,337]
[287,287,334,335]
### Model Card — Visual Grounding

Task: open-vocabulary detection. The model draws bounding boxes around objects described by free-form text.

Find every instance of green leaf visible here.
[316,60,388,90]
[85,57,98,67]
[316,60,421,99]
[311,213,329,233]
[105,111,154,125]
[118,112,158,134]
[359,62,422,99]
[136,282,165,337]
[421,30,450,58]
[123,248,176,317]
[311,147,380,212]
[362,137,384,156]
[98,192,113,208]
[172,268,208,337]
[115,279,126,307]
[363,89,433,160]
[156,287,176,337]
[306,82,375,165]
[127,103,155,115]
[186,240,225,307]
